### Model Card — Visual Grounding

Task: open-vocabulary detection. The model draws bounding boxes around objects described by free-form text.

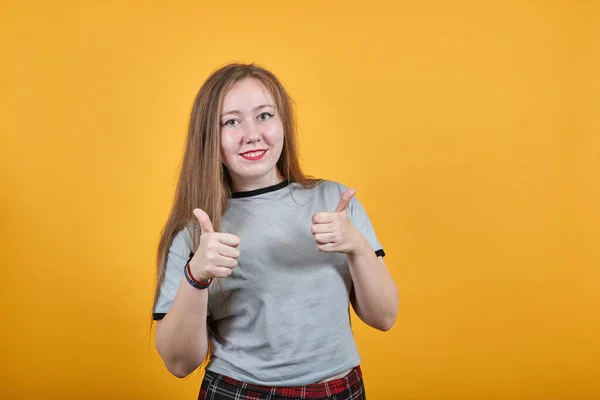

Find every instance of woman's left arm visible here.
[311,188,399,331]
[347,240,398,331]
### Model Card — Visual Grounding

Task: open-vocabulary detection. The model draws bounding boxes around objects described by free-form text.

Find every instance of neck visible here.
[230,169,285,193]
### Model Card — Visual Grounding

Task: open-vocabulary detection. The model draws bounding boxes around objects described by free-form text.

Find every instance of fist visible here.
[311,188,361,254]
[189,208,241,280]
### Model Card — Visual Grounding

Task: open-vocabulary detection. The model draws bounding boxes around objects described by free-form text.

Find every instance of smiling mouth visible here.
[240,150,267,160]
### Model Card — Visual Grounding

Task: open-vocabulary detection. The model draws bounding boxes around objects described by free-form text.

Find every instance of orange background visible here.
[1,1,598,398]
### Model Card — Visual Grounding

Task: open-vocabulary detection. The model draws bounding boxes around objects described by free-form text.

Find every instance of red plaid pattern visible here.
[198,366,366,400]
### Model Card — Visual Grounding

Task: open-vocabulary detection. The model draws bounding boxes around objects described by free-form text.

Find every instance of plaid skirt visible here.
[198,366,366,400]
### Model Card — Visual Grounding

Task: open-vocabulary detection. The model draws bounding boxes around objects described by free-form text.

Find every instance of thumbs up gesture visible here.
[311,188,362,255]
[189,208,241,280]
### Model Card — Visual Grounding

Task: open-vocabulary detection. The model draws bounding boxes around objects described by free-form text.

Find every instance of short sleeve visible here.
[338,183,385,257]
[152,227,194,320]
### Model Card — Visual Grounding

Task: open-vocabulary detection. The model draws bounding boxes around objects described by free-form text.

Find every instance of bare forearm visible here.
[348,236,398,331]
[155,276,209,377]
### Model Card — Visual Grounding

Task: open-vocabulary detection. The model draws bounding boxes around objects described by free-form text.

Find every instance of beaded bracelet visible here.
[184,263,213,290]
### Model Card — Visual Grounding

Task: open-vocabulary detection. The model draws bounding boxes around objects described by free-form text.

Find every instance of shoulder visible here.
[305,179,349,196]
[316,180,357,205]
[170,225,194,254]
[296,179,359,210]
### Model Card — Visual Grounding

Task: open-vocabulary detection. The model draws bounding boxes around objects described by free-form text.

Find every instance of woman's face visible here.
[220,78,284,192]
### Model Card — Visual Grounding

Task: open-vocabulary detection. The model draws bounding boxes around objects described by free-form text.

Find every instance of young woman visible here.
[152,63,398,399]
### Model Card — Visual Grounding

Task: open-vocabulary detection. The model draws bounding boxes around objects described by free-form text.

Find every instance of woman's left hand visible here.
[311,188,364,255]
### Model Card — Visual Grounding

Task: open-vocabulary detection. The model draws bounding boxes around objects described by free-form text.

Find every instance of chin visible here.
[238,165,278,180]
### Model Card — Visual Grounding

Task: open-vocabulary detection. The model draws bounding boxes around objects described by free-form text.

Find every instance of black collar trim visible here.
[231,180,291,199]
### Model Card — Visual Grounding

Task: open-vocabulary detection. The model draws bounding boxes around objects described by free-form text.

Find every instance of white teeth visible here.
[242,151,265,158]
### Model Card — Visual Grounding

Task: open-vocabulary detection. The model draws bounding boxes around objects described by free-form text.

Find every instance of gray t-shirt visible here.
[153,180,385,386]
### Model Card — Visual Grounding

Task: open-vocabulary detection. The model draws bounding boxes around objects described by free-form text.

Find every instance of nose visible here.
[243,120,261,143]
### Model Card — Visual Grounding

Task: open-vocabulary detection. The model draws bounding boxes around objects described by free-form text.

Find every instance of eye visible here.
[222,119,239,127]
[257,112,274,121]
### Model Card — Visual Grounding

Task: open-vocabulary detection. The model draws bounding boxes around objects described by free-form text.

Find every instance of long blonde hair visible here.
[152,63,319,315]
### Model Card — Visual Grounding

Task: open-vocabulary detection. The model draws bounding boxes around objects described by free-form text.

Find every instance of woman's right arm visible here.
[155,277,210,378]
[155,208,239,378]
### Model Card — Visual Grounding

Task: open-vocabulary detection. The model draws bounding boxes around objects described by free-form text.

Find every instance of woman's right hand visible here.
[190,208,240,280]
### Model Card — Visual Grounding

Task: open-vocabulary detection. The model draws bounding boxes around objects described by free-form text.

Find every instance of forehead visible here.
[222,78,275,110]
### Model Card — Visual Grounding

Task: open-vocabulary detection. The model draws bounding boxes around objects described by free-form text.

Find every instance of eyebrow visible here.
[221,104,275,117]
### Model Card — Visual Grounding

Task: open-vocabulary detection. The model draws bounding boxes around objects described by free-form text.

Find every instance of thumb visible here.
[335,188,356,213]
[193,208,214,234]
